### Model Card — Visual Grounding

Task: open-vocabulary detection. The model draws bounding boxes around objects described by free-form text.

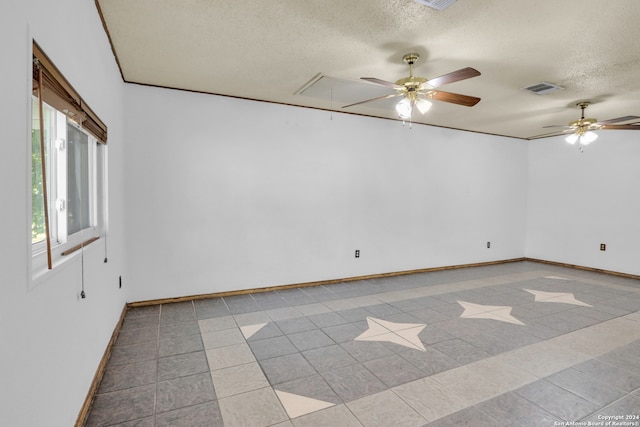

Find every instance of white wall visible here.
[0,0,127,425]
[526,133,640,276]
[124,85,528,302]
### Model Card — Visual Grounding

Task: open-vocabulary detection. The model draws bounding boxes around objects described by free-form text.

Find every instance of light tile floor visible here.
[85,261,640,426]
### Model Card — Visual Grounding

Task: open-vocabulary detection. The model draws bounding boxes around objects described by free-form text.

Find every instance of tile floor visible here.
[85,261,640,426]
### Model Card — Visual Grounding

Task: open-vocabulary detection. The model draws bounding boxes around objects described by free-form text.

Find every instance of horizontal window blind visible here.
[32,41,108,144]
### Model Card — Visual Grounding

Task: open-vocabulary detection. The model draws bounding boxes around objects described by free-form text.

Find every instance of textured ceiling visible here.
[97,0,640,139]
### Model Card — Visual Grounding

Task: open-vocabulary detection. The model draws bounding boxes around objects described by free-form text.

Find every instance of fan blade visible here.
[600,124,640,130]
[342,93,402,109]
[542,125,572,129]
[361,77,403,90]
[426,67,481,88]
[597,115,640,124]
[429,90,480,107]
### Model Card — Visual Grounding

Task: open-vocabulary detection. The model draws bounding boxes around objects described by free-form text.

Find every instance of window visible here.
[31,41,108,275]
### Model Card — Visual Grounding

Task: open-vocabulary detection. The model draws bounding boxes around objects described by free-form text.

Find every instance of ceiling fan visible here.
[544,101,640,146]
[342,53,481,120]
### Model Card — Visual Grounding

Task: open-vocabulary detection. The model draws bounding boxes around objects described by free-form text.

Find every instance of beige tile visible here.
[219,387,288,427]
[431,366,504,404]
[295,303,332,316]
[275,390,335,419]
[198,316,236,333]
[375,291,411,303]
[349,296,384,308]
[267,307,303,322]
[347,390,426,427]
[201,328,245,349]
[292,404,363,427]
[467,357,538,391]
[271,422,295,427]
[624,311,640,322]
[205,343,255,370]
[495,341,590,378]
[211,362,270,398]
[323,299,358,311]
[392,377,466,422]
[233,311,271,327]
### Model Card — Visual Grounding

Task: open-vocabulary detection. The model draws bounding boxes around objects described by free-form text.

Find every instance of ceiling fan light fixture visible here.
[396,98,412,119]
[581,131,598,145]
[415,98,432,114]
[565,133,579,145]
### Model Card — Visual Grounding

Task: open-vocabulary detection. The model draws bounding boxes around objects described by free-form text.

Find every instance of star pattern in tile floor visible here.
[86,262,640,426]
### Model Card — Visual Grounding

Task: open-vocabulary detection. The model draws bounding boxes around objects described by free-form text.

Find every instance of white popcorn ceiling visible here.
[97,0,640,139]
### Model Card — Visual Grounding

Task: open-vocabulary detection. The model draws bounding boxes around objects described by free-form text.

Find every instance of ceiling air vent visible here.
[523,82,564,95]
[414,0,457,11]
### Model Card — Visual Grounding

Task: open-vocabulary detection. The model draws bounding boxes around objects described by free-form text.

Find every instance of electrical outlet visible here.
[487,242,491,248]
[600,243,606,251]
[355,250,360,258]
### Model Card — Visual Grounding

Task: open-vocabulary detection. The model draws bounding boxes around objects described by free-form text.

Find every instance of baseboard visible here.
[127,257,527,307]
[525,258,640,281]
[75,303,128,427]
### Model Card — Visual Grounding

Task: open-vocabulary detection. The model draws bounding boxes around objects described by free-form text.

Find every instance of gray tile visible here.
[260,353,317,385]
[159,321,201,339]
[364,303,403,317]
[251,292,290,310]
[425,406,498,427]
[99,360,157,393]
[158,351,209,381]
[274,374,342,405]
[597,348,640,375]
[400,347,460,376]
[590,394,640,419]
[475,391,561,427]
[154,400,223,427]
[158,333,203,358]
[461,331,519,355]
[335,307,370,322]
[245,321,283,341]
[485,324,541,347]
[114,417,155,426]
[339,340,395,363]
[431,339,492,364]
[126,305,160,318]
[86,384,156,426]
[307,312,348,328]
[321,364,387,401]
[108,340,157,366]
[249,335,298,360]
[388,298,425,312]
[545,368,625,406]
[223,294,261,314]
[302,344,358,372]
[276,316,317,334]
[321,323,363,343]
[407,308,450,323]
[363,354,425,387]
[160,301,196,324]
[218,387,288,427]
[433,319,484,338]
[115,325,159,347]
[288,329,335,351]
[194,298,231,319]
[515,379,600,421]
[156,372,216,414]
[347,389,427,427]
[121,314,159,331]
[573,358,640,392]
[414,325,455,345]
[412,296,447,308]
[277,288,319,305]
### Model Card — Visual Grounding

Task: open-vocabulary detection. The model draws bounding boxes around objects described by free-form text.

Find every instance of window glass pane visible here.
[67,124,90,235]
[31,98,49,244]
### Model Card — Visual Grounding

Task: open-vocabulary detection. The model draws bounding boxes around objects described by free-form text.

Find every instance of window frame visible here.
[30,40,108,278]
